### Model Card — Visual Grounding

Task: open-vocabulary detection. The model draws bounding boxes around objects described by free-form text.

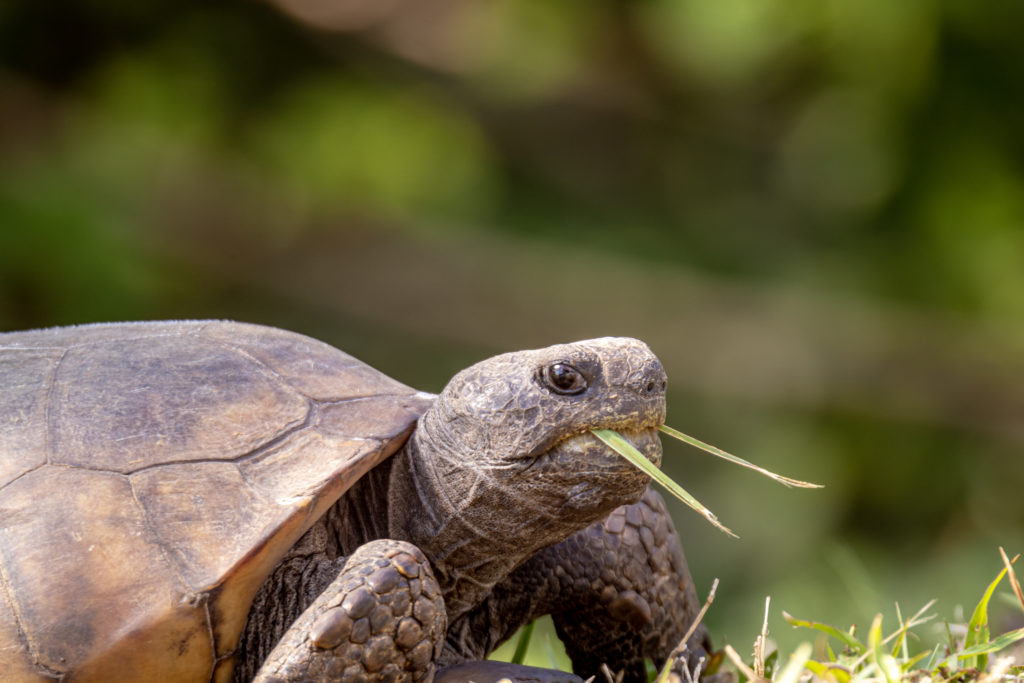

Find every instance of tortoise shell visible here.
[0,321,434,681]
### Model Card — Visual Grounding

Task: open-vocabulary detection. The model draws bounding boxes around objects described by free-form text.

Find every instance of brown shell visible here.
[0,321,434,682]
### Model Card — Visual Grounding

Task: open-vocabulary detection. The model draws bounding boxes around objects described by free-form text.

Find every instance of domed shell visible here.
[0,321,434,682]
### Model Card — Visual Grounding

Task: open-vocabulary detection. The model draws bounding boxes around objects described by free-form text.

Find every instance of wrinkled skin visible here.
[242,338,705,682]
[393,338,665,620]
[442,488,709,681]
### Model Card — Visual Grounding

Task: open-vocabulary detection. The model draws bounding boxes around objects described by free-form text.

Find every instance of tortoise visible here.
[0,321,708,682]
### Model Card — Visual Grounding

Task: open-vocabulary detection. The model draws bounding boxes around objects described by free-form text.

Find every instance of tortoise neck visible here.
[387,432,579,622]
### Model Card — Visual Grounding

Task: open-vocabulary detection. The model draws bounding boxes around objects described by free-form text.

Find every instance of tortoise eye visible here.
[543,362,587,395]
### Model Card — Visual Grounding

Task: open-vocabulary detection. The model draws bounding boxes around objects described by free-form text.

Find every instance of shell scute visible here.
[48,335,310,473]
[0,467,212,680]
[0,321,433,681]
[199,321,415,401]
[0,348,59,489]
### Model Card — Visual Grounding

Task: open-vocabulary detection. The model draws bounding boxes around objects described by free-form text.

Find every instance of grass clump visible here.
[499,550,1024,682]
[566,428,1024,682]
[706,549,1024,683]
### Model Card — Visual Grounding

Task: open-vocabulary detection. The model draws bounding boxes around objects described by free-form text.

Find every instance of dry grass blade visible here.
[775,643,813,683]
[600,663,622,683]
[592,429,737,537]
[658,425,823,489]
[655,578,719,683]
[979,656,1016,683]
[723,644,758,682]
[754,596,771,679]
[999,546,1024,613]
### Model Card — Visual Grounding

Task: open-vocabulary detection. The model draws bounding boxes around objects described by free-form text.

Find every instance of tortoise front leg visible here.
[442,487,710,683]
[254,539,446,683]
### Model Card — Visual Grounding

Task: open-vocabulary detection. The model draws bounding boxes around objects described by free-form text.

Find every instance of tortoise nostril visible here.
[645,381,656,394]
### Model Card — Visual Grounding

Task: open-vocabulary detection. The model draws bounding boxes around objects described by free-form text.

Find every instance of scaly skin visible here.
[442,488,708,683]
[253,541,445,683]
[242,338,707,681]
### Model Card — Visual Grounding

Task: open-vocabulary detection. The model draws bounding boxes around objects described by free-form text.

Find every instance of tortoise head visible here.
[391,338,667,583]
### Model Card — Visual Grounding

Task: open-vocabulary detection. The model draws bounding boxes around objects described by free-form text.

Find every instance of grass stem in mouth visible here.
[659,424,823,489]
[591,428,737,537]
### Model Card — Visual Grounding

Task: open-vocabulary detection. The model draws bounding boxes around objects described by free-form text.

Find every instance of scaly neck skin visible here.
[386,431,583,623]
[383,336,667,623]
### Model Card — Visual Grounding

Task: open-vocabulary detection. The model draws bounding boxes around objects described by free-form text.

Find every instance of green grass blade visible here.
[511,620,535,665]
[782,611,866,654]
[937,626,1024,671]
[922,643,942,671]
[804,659,851,683]
[644,658,658,683]
[775,642,813,683]
[659,424,823,489]
[592,429,737,537]
[868,614,898,683]
[892,603,907,659]
[963,564,1007,670]
[898,650,931,673]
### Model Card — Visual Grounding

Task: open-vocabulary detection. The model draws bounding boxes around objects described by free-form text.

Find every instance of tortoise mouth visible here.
[547,425,662,471]
[546,426,662,514]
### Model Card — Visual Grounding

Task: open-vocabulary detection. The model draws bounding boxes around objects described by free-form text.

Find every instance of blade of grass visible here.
[922,643,942,672]
[511,620,535,665]
[654,578,719,683]
[659,425,823,489]
[943,626,1024,668]
[644,658,658,683]
[804,659,851,683]
[762,650,779,680]
[593,429,737,537]
[723,644,756,682]
[782,612,866,654]
[898,649,931,673]
[963,563,1009,670]
[846,600,935,673]
[892,603,907,659]
[776,642,813,683]
[999,547,1024,613]
[754,597,771,679]
[868,614,898,683]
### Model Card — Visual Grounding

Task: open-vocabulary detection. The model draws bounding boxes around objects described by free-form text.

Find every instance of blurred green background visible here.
[3,0,1024,664]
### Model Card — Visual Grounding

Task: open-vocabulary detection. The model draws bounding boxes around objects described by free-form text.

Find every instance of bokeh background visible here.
[3,0,1024,666]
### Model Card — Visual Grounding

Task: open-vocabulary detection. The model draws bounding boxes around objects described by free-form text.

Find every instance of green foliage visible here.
[251,79,497,221]
[490,616,572,671]
[495,554,1024,682]
[771,556,1024,681]
[3,0,1024,661]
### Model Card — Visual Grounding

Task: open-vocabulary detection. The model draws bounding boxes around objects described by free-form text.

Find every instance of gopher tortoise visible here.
[0,321,707,682]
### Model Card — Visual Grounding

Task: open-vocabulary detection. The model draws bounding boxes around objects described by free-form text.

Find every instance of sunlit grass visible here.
[717,550,1024,683]
[657,425,822,490]
[593,423,822,537]
[494,425,1024,683]
[494,550,1024,682]
[511,619,536,665]
[593,428,736,537]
